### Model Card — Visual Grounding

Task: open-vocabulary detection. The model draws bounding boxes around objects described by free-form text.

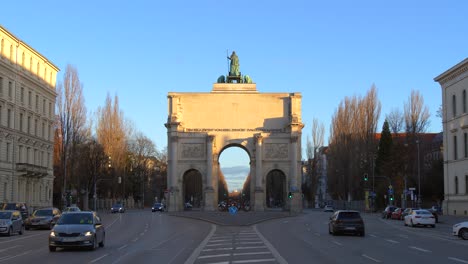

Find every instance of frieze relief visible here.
[181,143,206,159]
[264,143,288,160]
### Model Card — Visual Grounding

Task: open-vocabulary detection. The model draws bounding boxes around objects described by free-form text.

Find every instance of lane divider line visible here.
[183,224,216,264]
[448,257,468,264]
[362,254,382,263]
[409,246,431,253]
[89,254,109,263]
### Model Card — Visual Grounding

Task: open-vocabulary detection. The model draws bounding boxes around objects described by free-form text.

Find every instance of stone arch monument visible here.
[165,54,304,212]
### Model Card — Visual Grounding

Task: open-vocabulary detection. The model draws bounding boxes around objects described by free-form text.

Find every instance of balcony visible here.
[16,163,48,178]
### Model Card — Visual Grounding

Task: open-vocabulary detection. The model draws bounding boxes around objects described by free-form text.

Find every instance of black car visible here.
[329,210,365,236]
[0,202,29,220]
[110,203,125,213]
[151,203,165,212]
[382,206,397,219]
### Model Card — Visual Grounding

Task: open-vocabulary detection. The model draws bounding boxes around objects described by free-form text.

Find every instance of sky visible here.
[2,0,467,191]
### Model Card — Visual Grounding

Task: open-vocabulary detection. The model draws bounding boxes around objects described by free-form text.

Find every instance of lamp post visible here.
[416,139,421,207]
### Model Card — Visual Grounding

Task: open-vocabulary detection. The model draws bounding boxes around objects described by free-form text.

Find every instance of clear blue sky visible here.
[3,1,466,191]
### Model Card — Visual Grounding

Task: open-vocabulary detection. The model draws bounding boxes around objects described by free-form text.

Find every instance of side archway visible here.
[266,169,287,209]
[182,169,203,209]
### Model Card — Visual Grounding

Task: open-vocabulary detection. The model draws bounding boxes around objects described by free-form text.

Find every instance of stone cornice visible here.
[434,58,468,88]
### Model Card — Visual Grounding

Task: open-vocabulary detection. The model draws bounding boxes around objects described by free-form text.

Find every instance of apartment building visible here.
[434,58,468,216]
[0,25,59,210]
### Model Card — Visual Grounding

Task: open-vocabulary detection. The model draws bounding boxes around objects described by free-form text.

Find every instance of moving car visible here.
[25,207,61,230]
[49,211,105,252]
[0,210,24,236]
[328,210,365,236]
[110,203,125,213]
[0,202,29,220]
[382,206,397,219]
[324,205,334,212]
[151,203,165,212]
[453,221,468,240]
[404,209,435,228]
[63,206,81,213]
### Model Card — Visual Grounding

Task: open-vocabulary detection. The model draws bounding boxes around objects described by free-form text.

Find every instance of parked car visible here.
[452,221,468,240]
[0,210,24,236]
[25,207,61,230]
[401,208,419,220]
[404,209,436,228]
[324,205,334,212]
[382,206,397,219]
[63,206,81,213]
[110,203,125,213]
[49,211,105,252]
[151,203,165,212]
[391,208,404,220]
[328,210,365,236]
[0,202,29,220]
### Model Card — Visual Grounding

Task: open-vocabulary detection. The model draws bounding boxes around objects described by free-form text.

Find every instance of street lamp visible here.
[416,139,421,207]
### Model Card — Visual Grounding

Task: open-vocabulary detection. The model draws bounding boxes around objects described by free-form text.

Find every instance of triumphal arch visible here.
[165,54,304,212]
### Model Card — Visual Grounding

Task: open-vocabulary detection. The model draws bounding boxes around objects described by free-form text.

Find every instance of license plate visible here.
[61,237,76,242]
[345,227,356,230]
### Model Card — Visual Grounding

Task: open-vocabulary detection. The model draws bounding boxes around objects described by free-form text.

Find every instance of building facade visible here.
[0,26,59,211]
[435,58,468,216]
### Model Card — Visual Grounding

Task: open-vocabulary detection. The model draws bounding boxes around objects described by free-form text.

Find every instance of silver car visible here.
[49,211,105,252]
[0,210,25,236]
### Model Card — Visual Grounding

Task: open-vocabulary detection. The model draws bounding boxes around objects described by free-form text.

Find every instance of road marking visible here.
[210,239,231,242]
[232,259,276,263]
[448,257,468,264]
[409,246,431,253]
[362,254,382,263]
[233,252,272,256]
[237,241,263,245]
[282,221,289,224]
[89,254,109,263]
[106,214,122,230]
[370,234,378,238]
[332,241,342,246]
[118,244,128,250]
[385,239,399,244]
[314,233,320,237]
[0,233,43,244]
[236,246,267,250]
[253,225,288,264]
[398,234,409,239]
[139,232,144,236]
[184,224,216,264]
[131,238,139,242]
[202,247,233,252]
[0,250,33,263]
[0,245,21,253]
[205,262,229,264]
[206,242,233,247]
[197,253,230,259]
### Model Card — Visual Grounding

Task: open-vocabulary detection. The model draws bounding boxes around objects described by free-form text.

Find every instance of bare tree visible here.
[55,64,87,206]
[386,108,404,134]
[404,90,431,135]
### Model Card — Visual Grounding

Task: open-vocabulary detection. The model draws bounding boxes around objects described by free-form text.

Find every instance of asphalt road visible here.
[1,210,467,264]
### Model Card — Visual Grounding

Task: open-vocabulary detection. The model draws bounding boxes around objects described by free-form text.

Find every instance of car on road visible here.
[152,203,165,212]
[453,221,468,240]
[25,207,61,230]
[391,208,404,220]
[63,206,81,213]
[110,203,125,213]
[49,211,105,252]
[0,202,29,220]
[323,205,334,212]
[328,210,365,236]
[0,210,24,236]
[382,206,397,219]
[404,209,436,228]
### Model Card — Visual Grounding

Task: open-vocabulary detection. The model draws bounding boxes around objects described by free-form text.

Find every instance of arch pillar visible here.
[254,134,265,211]
[168,135,180,212]
[204,135,215,211]
[290,135,302,213]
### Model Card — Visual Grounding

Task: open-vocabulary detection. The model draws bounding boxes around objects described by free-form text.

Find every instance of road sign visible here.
[409,187,416,191]
[388,185,393,189]
[388,189,394,195]
[229,206,238,215]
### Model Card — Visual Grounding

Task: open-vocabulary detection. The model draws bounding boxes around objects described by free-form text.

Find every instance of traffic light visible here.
[389,195,394,201]
[364,173,368,181]
[288,192,293,199]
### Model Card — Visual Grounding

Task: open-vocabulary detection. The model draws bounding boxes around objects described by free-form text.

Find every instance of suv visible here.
[0,202,29,220]
[329,210,365,236]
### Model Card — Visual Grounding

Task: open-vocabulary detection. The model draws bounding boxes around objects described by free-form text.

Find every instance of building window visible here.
[0,76,3,95]
[28,91,31,107]
[35,94,39,110]
[455,176,459,194]
[43,99,46,114]
[34,119,38,136]
[27,116,31,134]
[19,145,23,163]
[3,183,7,201]
[454,135,458,160]
[20,87,24,103]
[19,113,23,131]
[7,109,11,128]
[464,90,467,114]
[8,81,12,98]
[6,143,10,162]
[48,124,51,140]
[27,147,31,163]
[42,122,45,138]
[453,94,457,117]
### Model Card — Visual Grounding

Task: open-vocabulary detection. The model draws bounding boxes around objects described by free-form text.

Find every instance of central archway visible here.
[182,169,203,209]
[266,170,287,209]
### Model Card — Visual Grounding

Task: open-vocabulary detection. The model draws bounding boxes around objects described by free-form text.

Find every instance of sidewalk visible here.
[169,210,292,226]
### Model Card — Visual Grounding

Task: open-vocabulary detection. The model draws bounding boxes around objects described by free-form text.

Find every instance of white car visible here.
[324,205,334,212]
[453,221,468,240]
[404,209,436,228]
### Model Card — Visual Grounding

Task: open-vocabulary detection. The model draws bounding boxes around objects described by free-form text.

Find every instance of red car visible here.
[391,208,404,220]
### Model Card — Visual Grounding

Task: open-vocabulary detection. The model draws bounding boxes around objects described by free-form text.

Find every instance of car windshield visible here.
[339,212,361,219]
[33,209,53,216]
[113,204,122,208]
[57,213,93,225]
[64,207,80,212]
[154,203,161,207]
[416,210,432,215]
[2,203,18,210]
[0,212,12,219]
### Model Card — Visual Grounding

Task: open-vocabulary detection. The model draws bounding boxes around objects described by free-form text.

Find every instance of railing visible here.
[16,163,48,177]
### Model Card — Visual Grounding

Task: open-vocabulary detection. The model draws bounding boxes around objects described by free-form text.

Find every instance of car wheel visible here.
[49,246,56,252]
[19,225,24,235]
[7,227,12,237]
[360,230,365,237]
[410,220,414,227]
[25,225,30,230]
[328,225,332,235]
[460,228,468,240]
[99,234,105,247]
[89,236,97,250]
[431,225,435,228]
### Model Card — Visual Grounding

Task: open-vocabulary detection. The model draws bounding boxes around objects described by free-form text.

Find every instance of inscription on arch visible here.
[181,143,205,159]
[264,143,288,160]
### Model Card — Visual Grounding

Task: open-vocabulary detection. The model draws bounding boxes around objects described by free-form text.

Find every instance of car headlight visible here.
[84,231,93,237]
[453,223,460,228]
[50,231,57,237]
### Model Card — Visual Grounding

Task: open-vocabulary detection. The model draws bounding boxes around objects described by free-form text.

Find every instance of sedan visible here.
[0,210,24,236]
[453,221,468,240]
[110,204,125,213]
[324,205,334,212]
[391,208,404,220]
[49,211,105,251]
[404,209,436,228]
[25,207,61,230]
[152,203,165,212]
